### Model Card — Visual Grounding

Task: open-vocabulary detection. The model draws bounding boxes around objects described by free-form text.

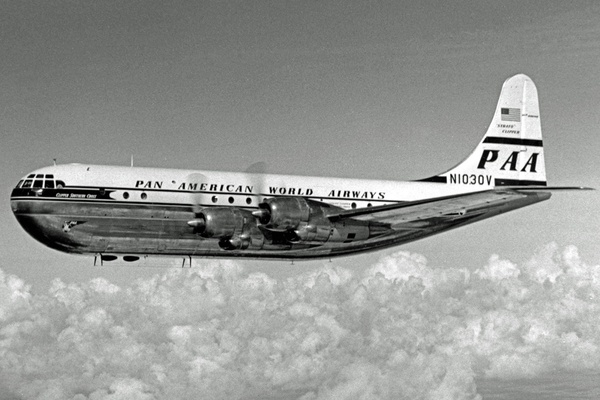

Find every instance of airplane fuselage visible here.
[11,163,544,261]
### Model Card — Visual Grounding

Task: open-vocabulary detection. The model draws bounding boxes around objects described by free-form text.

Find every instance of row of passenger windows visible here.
[120,192,256,205]
[17,174,65,189]
[118,192,373,208]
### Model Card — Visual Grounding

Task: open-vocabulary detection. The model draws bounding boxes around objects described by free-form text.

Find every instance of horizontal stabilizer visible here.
[506,186,594,191]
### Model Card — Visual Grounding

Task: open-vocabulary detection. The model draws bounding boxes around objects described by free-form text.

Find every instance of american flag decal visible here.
[501,107,521,122]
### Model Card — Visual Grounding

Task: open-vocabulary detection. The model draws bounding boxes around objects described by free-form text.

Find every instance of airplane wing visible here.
[325,189,553,228]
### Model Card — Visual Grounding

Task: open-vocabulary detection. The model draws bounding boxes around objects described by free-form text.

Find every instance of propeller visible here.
[245,162,270,223]
[185,172,209,232]
[185,165,272,233]
[186,172,209,214]
[245,161,267,196]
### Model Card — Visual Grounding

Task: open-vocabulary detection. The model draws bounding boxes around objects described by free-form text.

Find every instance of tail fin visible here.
[420,74,547,187]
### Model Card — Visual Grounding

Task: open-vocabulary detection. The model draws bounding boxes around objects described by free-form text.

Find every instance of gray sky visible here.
[2,0,599,292]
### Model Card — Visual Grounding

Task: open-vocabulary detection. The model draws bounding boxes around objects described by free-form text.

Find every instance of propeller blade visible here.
[185,172,208,215]
[245,162,268,203]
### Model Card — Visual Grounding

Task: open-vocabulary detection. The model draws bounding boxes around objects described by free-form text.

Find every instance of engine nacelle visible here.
[196,207,246,238]
[256,197,311,231]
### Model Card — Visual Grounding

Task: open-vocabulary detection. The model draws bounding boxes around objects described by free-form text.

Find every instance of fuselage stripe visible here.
[11,187,395,204]
[483,137,543,147]
[10,196,402,208]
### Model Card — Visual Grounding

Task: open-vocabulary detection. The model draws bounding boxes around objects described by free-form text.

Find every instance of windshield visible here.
[16,174,58,189]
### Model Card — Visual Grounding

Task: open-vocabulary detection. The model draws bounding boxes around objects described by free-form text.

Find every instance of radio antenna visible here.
[131,155,134,167]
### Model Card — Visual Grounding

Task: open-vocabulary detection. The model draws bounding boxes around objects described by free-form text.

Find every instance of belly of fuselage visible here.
[11,196,200,254]
[10,195,403,259]
[11,187,542,260]
[10,193,353,258]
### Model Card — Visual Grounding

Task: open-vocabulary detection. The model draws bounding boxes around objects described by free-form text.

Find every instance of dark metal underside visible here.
[10,189,550,260]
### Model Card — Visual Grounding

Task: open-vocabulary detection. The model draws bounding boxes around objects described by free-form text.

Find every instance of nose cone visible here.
[10,186,82,254]
[10,201,73,253]
[12,213,84,254]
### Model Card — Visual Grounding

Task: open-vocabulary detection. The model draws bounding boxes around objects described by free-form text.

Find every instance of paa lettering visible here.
[477,150,539,173]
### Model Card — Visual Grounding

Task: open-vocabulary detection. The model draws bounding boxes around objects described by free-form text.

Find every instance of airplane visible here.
[10,74,591,264]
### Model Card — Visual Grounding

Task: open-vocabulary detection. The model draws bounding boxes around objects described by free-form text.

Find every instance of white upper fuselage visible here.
[23,163,489,210]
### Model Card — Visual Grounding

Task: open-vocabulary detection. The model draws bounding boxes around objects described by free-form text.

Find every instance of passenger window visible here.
[23,180,32,188]
[35,174,43,178]
[33,180,43,188]
[27,174,35,178]
[16,180,23,188]
[44,180,55,189]
[46,174,54,179]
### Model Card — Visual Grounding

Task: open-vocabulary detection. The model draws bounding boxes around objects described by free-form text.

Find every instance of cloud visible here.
[1,244,599,399]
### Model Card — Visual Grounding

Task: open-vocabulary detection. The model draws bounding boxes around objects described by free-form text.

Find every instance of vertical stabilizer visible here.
[421,74,547,187]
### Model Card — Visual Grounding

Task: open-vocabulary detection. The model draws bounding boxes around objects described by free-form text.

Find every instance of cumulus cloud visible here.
[1,244,599,399]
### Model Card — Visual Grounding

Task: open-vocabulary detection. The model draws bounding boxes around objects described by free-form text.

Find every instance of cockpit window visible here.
[17,174,63,190]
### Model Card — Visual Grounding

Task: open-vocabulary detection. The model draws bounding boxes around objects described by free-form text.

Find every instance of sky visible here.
[1,1,599,398]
